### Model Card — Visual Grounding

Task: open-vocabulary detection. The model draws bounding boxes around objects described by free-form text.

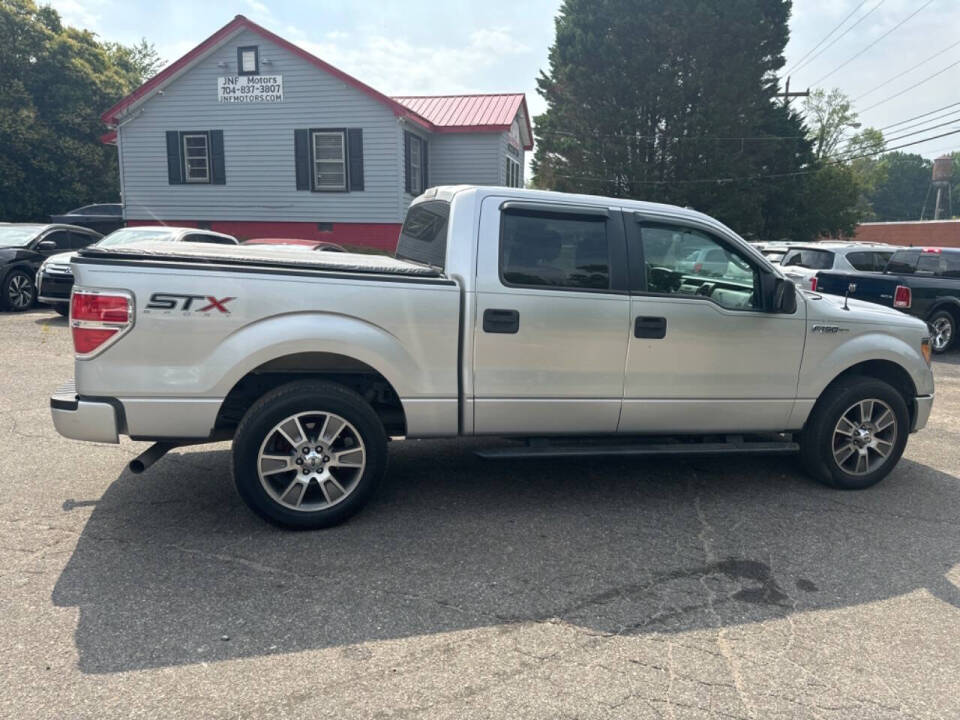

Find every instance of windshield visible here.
[0,226,44,248]
[97,228,176,247]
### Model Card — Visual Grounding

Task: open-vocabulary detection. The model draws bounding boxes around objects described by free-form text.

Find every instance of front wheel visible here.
[232,380,388,529]
[799,378,909,490]
[928,310,955,354]
[2,269,36,312]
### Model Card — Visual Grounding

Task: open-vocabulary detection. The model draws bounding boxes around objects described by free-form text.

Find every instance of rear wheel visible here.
[928,310,955,354]
[232,381,387,529]
[2,269,35,312]
[799,377,909,490]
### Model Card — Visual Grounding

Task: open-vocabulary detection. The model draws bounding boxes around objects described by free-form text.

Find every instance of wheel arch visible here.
[215,351,407,436]
[810,358,918,429]
[926,298,960,323]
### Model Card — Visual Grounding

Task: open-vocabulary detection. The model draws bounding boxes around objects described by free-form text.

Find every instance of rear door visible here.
[472,197,630,434]
[619,216,805,433]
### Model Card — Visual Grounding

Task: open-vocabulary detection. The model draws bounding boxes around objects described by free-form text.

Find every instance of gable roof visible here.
[101,15,533,150]
[100,15,431,129]
[392,94,533,150]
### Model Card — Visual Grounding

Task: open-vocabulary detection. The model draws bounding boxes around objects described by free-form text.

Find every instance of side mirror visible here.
[37,240,57,253]
[772,277,797,314]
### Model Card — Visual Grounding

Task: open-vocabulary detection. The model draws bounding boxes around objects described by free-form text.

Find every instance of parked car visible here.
[817,246,960,354]
[37,227,238,315]
[50,203,123,235]
[0,224,102,312]
[753,241,798,265]
[780,242,897,290]
[50,186,934,529]
[242,238,347,252]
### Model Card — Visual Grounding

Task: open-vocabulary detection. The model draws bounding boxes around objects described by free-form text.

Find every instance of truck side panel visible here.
[71,260,462,439]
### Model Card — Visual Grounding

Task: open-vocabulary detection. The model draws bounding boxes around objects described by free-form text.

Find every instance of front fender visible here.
[798,329,934,400]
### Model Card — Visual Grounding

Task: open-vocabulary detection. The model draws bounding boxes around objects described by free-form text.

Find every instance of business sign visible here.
[218,75,283,103]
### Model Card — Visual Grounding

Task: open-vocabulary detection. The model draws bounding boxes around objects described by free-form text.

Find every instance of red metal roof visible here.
[393,94,532,150]
[101,16,533,150]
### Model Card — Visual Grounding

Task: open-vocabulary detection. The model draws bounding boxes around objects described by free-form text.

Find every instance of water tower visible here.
[921,155,953,220]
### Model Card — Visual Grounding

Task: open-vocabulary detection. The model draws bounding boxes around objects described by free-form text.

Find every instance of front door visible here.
[472,196,630,434]
[619,218,806,433]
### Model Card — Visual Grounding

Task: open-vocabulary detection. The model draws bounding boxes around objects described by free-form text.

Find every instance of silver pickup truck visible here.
[51,186,935,528]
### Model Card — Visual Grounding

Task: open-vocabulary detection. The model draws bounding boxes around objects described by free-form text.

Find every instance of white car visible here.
[780,243,897,290]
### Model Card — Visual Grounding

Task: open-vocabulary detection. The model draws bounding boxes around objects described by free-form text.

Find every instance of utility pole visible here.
[777,76,810,108]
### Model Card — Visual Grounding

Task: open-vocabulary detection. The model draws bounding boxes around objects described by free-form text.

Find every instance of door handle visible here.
[483,308,520,334]
[634,316,666,339]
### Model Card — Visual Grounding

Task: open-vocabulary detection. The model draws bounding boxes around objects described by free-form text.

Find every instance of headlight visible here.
[921,336,932,365]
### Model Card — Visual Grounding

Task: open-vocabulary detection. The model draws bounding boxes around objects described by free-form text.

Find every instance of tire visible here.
[928,309,956,354]
[53,304,69,317]
[232,380,387,529]
[799,377,909,490]
[1,268,36,312]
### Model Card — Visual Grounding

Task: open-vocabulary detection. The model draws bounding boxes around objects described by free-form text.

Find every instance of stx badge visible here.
[146,293,236,313]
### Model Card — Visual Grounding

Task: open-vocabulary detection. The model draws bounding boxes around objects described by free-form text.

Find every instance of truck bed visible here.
[77,241,442,278]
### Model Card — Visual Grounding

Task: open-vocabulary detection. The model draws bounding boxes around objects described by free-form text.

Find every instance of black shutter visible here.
[421,139,429,190]
[403,132,412,193]
[294,129,310,190]
[166,131,182,184]
[209,130,226,185]
[347,128,364,191]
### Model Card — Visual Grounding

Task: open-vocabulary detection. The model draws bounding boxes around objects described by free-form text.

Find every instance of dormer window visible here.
[237,46,259,75]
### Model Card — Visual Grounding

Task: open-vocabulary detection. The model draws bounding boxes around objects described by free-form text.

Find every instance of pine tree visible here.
[532,0,830,240]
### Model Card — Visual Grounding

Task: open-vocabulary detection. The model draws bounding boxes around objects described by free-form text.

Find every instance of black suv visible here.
[0,224,102,311]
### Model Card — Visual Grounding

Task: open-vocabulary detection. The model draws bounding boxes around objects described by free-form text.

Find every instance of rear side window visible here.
[886,250,919,274]
[782,249,834,269]
[847,251,892,271]
[69,231,99,249]
[500,210,609,290]
[942,253,960,278]
[396,201,450,268]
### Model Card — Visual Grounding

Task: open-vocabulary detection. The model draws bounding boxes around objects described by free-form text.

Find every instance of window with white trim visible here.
[182,133,210,183]
[409,137,422,194]
[312,131,346,191]
[505,156,522,188]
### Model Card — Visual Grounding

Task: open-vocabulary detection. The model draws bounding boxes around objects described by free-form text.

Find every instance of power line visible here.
[810,0,935,87]
[854,37,960,102]
[876,109,960,137]
[546,127,960,186]
[784,1,869,76]
[877,100,960,131]
[832,116,960,159]
[788,0,886,76]
[860,58,960,112]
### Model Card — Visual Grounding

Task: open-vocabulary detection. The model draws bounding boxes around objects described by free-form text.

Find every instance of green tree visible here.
[844,127,886,219]
[867,152,932,221]
[803,88,860,161]
[0,0,158,221]
[531,0,836,241]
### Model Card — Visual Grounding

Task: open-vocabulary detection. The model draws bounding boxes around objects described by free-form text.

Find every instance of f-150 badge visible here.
[811,324,849,334]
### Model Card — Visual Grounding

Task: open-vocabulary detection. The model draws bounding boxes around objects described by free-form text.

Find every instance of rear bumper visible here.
[913,394,934,432]
[50,380,119,444]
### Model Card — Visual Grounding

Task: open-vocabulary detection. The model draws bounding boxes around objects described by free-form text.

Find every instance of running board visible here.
[475,437,798,460]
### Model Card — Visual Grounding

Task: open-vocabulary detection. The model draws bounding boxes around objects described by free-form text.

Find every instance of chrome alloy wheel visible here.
[257,411,366,511]
[832,398,897,476]
[931,316,953,352]
[7,273,33,309]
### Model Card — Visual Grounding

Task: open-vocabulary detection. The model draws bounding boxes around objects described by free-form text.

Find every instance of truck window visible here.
[499,211,609,290]
[782,249,834,270]
[886,250,919,274]
[637,225,758,310]
[396,201,450,268]
[942,252,960,278]
[916,253,942,274]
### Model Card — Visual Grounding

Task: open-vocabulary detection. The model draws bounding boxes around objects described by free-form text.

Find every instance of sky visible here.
[45,0,960,160]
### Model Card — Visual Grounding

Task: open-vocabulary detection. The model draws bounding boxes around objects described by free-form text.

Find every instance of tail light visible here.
[893,285,911,309]
[809,276,818,291]
[693,262,703,273]
[71,289,134,357]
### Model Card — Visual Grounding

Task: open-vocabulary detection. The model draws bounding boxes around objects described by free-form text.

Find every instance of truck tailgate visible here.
[816,270,899,307]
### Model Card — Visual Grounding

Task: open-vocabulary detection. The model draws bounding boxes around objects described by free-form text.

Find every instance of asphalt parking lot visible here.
[2,308,960,719]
